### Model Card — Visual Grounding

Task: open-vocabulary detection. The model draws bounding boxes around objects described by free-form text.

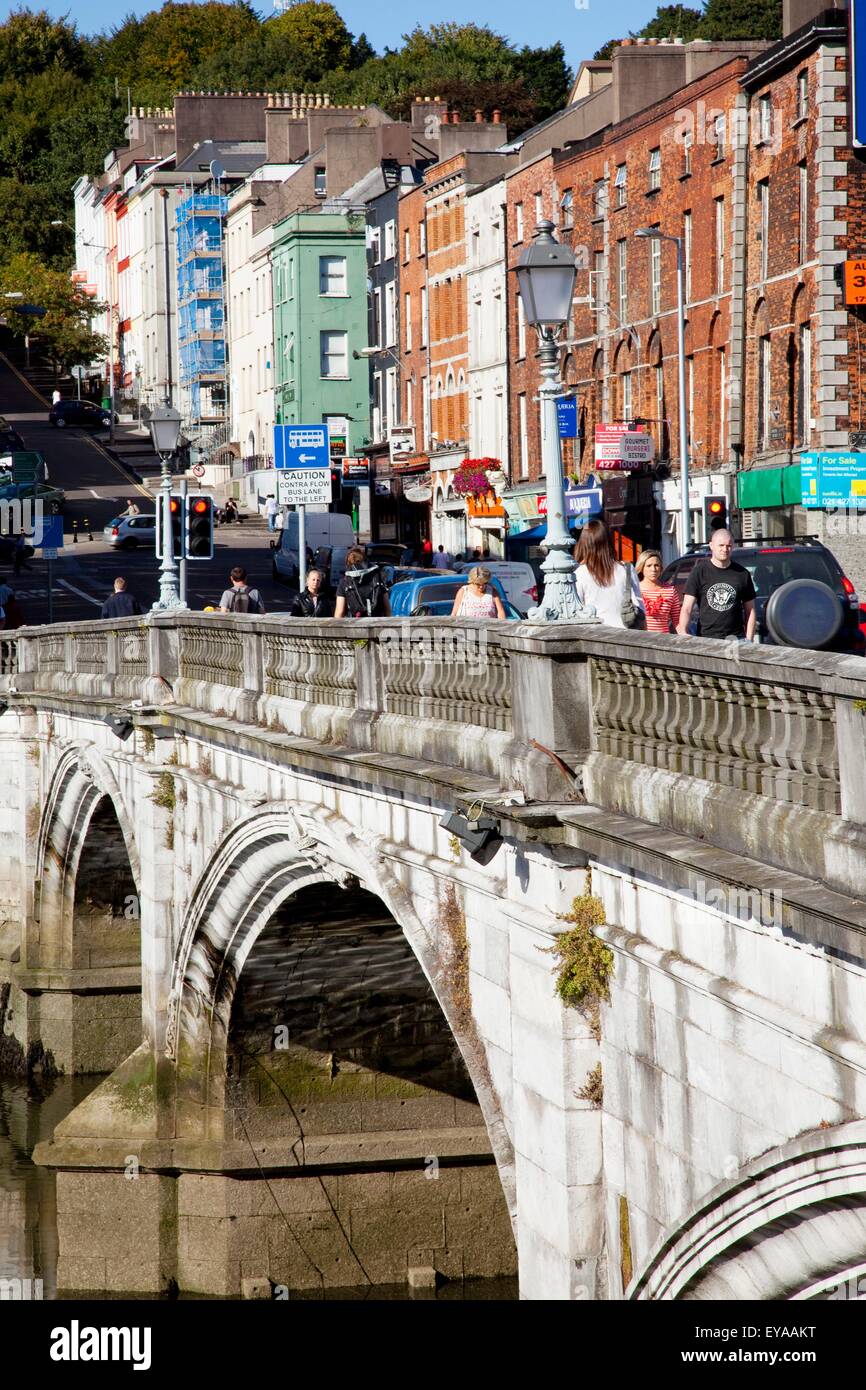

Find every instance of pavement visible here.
[0,353,296,625]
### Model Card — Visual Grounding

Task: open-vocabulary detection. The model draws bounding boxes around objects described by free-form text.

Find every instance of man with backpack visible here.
[334,547,391,618]
[218,566,266,615]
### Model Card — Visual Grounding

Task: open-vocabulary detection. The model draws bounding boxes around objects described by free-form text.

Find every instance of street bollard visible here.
[85,517,93,541]
[72,520,78,544]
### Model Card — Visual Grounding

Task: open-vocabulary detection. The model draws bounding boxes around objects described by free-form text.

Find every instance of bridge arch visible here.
[167,800,515,1209]
[629,1122,866,1300]
[32,745,140,972]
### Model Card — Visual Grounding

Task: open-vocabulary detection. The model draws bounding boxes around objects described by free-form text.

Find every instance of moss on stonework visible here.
[439,882,471,1024]
[577,1062,603,1108]
[106,1048,156,1117]
[140,728,156,754]
[150,772,176,812]
[545,870,614,1020]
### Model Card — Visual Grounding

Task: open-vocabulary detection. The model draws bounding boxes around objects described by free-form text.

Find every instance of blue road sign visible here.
[854,1,866,148]
[274,424,330,470]
[557,397,578,439]
[35,512,64,548]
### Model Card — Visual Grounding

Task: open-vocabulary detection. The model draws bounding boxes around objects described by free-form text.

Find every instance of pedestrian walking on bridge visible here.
[100,577,142,619]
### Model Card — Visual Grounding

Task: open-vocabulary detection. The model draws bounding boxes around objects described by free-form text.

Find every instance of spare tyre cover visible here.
[764,577,843,649]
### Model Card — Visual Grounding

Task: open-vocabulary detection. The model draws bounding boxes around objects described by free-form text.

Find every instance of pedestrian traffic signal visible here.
[330,467,341,504]
[185,494,214,560]
[704,495,727,536]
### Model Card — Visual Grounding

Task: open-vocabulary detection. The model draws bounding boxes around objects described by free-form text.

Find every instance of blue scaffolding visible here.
[175,192,228,426]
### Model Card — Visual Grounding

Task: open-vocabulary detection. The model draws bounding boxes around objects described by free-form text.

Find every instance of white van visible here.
[454,559,538,615]
[272,511,355,586]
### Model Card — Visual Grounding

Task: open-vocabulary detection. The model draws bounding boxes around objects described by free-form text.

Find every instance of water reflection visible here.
[0,1074,101,1298]
[0,1074,518,1301]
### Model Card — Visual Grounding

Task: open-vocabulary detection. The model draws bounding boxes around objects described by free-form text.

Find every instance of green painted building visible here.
[272,211,369,456]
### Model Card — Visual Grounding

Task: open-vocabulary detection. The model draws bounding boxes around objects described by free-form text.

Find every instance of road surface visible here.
[0,353,295,624]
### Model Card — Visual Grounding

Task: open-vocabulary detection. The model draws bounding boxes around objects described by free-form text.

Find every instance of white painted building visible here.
[466,177,508,472]
[71,176,110,355]
[123,171,185,416]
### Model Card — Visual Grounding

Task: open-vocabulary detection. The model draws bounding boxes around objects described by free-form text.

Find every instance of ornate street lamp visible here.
[148,401,184,610]
[515,221,596,622]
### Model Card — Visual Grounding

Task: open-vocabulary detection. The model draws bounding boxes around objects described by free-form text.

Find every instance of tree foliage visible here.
[0,253,108,369]
[594,0,780,59]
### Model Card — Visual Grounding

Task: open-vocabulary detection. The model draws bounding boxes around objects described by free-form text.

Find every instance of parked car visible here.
[364,542,413,567]
[381,565,460,589]
[49,399,113,430]
[103,514,157,549]
[272,511,355,586]
[661,537,864,654]
[0,417,25,453]
[388,572,521,619]
[0,479,64,508]
[453,559,539,615]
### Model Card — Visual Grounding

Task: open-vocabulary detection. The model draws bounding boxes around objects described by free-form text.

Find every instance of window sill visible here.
[710,155,726,166]
[319,293,350,298]
[645,186,661,197]
[791,115,807,129]
[591,214,605,225]
[320,375,350,381]
[678,170,692,182]
[611,203,627,214]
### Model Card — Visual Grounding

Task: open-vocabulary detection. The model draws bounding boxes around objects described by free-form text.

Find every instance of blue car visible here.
[388,572,521,618]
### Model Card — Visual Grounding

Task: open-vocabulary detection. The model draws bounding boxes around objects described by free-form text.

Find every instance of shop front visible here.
[465,490,507,558]
[736,463,803,540]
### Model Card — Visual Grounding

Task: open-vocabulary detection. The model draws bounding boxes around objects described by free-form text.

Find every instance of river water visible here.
[0,1074,517,1301]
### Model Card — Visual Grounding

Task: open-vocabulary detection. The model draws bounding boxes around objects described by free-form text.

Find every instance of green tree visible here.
[513,42,572,124]
[699,0,782,39]
[641,5,704,40]
[0,7,88,79]
[267,2,352,80]
[0,252,108,369]
[97,2,260,99]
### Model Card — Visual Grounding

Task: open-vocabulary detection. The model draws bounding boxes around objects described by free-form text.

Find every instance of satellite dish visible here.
[209,160,226,183]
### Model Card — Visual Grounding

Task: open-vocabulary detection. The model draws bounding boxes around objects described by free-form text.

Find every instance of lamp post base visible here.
[527,547,599,624]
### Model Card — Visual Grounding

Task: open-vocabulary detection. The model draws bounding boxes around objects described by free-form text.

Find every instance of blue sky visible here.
[2,0,665,64]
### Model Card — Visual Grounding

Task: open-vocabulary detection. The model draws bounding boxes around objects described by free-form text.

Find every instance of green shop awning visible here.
[737,464,802,510]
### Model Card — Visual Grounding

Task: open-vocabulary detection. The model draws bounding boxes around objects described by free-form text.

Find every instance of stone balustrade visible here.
[4,613,866,895]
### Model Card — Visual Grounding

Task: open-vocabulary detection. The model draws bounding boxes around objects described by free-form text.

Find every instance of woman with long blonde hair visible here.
[636,549,681,633]
[573,519,644,628]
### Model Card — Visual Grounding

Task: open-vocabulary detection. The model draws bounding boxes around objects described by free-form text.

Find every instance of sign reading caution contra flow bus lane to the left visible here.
[274,424,331,505]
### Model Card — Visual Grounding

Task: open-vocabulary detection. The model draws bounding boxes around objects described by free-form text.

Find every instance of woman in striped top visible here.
[636,550,681,633]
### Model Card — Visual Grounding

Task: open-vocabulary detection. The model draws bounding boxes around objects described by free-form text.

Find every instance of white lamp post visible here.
[148,401,184,610]
[515,221,596,622]
[635,227,690,550]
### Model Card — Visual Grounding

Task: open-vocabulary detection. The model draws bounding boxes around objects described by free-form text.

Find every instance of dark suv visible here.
[661,538,864,655]
[49,399,112,430]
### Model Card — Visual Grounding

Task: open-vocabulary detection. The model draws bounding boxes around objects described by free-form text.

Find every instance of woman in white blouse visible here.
[573,519,645,628]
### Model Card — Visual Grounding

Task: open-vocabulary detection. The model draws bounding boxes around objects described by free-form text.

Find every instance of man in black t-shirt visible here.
[677,529,756,640]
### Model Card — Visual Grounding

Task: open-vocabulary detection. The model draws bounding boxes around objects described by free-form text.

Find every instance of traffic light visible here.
[330,467,341,504]
[185,493,214,560]
[704,495,727,536]
[169,495,184,558]
[155,494,184,558]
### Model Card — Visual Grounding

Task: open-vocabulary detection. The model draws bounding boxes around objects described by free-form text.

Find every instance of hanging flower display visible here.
[451,457,502,497]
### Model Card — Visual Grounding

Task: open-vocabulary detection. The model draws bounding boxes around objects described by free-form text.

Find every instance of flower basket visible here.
[451,457,502,498]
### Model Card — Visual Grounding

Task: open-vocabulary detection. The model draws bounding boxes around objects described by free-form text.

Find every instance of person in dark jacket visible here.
[290,569,334,617]
[100,577,143,619]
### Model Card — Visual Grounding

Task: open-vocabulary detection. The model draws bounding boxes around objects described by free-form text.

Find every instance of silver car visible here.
[104,514,157,548]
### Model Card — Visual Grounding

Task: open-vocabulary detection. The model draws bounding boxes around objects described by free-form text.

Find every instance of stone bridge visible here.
[2,612,866,1300]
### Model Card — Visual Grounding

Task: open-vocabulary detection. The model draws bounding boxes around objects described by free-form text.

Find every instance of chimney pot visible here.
[492,109,501,124]
[475,109,483,122]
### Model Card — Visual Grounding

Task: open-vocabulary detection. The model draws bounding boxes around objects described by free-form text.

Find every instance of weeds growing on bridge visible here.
[576,1062,603,1109]
[545,870,613,1032]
